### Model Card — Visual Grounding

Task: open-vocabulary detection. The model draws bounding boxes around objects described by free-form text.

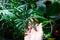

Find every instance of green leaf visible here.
[42,20,53,27]
[46,2,60,18]
[29,19,36,29]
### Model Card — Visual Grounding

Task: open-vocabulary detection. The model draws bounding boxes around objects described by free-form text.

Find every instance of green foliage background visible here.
[0,0,60,40]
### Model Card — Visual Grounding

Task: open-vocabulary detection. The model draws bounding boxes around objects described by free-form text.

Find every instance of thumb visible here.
[37,23,43,31]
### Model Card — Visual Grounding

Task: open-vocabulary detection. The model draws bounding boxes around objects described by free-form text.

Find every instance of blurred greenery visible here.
[0,0,60,40]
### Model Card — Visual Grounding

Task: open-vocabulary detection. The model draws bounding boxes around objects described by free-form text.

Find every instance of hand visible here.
[24,22,43,40]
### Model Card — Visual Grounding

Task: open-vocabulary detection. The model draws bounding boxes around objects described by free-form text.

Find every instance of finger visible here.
[24,34,30,40]
[36,23,43,31]
[28,22,33,29]
[38,23,42,28]
[25,30,30,36]
[28,24,33,33]
[25,23,33,36]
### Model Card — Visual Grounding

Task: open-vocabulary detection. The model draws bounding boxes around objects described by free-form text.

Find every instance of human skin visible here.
[24,21,43,40]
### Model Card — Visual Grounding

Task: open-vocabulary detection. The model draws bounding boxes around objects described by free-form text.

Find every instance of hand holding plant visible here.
[24,20,43,40]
